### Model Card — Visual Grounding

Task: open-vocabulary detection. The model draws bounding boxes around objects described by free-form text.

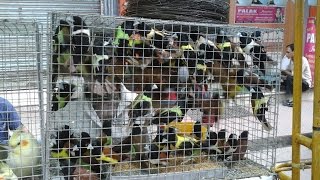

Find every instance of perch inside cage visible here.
[47,13,281,179]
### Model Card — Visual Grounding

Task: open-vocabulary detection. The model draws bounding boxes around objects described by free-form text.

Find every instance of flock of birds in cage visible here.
[49,15,277,178]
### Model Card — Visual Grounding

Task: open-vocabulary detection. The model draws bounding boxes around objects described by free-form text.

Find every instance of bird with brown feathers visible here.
[216,129,227,155]
[227,130,249,161]
[193,92,223,127]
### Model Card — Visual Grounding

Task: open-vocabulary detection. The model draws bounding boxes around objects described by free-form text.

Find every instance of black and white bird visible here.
[238,32,260,54]
[201,131,220,155]
[71,16,91,66]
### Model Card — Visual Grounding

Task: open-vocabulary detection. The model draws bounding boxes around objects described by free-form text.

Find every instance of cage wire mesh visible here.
[46,12,282,179]
[0,19,44,179]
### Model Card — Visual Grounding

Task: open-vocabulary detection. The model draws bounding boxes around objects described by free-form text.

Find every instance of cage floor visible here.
[49,157,273,180]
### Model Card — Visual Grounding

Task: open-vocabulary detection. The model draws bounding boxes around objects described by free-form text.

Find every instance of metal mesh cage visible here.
[0,19,44,179]
[46,12,282,179]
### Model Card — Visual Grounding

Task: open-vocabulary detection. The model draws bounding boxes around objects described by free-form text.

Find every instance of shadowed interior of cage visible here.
[0,20,44,179]
[47,13,281,179]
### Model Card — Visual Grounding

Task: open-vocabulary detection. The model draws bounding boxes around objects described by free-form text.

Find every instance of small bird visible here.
[71,16,91,66]
[111,63,172,92]
[216,33,234,68]
[194,93,223,127]
[163,127,198,156]
[90,95,120,126]
[113,20,144,57]
[250,45,276,75]
[225,134,239,154]
[91,36,113,75]
[77,132,92,157]
[144,129,168,166]
[206,61,240,100]
[201,131,220,155]
[192,121,202,140]
[112,124,145,161]
[129,93,152,120]
[53,20,71,53]
[192,80,209,99]
[251,30,262,44]
[236,69,273,91]
[73,133,106,177]
[92,34,113,59]
[92,57,113,90]
[99,120,112,146]
[0,161,18,180]
[145,143,168,166]
[160,85,178,106]
[195,63,210,84]
[113,20,136,46]
[52,20,73,82]
[50,125,78,160]
[218,133,238,160]
[190,33,220,61]
[251,87,273,131]
[228,131,249,161]
[131,42,157,69]
[151,106,183,125]
[216,129,227,155]
[136,22,171,49]
[51,82,76,111]
[163,121,208,141]
[238,32,259,54]
[93,146,121,165]
[167,32,195,67]
[6,128,41,178]
[151,129,166,148]
[115,82,138,120]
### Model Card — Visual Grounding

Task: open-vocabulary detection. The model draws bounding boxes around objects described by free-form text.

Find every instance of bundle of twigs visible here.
[125,0,229,24]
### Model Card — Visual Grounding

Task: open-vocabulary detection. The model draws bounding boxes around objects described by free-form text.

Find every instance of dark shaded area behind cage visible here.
[125,0,230,24]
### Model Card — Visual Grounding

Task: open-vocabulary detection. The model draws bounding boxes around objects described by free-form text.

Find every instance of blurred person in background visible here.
[281,44,312,107]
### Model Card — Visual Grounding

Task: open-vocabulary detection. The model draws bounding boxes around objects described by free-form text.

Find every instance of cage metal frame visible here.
[0,19,45,179]
[44,12,283,179]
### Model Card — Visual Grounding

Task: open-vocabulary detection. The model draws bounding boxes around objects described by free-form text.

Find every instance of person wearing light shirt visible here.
[281,44,312,107]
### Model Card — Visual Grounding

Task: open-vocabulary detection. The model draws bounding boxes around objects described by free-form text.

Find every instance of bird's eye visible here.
[17,142,21,146]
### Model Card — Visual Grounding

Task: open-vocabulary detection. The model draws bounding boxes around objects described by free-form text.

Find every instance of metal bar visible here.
[274,163,292,179]
[100,0,105,15]
[274,162,292,173]
[44,12,55,179]
[312,0,320,179]
[35,21,46,180]
[292,0,304,179]
[277,167,293,172]
[275,161,312,172]
[296,135,312,149]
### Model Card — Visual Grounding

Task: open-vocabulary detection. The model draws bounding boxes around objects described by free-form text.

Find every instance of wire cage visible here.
[46,12,282,179]
[0,19,44,179]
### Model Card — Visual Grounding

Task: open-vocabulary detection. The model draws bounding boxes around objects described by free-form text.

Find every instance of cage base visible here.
[49,158,273,179]
[111,160,273,180]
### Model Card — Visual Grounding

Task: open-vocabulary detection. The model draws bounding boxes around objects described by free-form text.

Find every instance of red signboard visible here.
[304,17,316,85]
[235,6,285,23]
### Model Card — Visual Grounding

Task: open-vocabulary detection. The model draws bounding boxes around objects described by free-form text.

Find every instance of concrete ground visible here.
[275,89,314,179]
